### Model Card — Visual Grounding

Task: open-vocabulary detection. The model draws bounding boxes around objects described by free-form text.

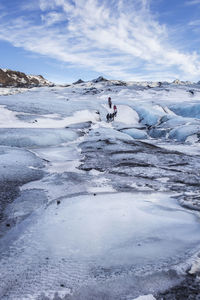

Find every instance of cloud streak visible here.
[185,0,200,5]
[0,0,200,81]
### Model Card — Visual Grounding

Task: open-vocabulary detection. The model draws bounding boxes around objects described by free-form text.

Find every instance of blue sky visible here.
[0,0,200,84]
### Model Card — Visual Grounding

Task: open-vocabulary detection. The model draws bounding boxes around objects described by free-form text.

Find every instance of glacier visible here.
[0,81,200,299]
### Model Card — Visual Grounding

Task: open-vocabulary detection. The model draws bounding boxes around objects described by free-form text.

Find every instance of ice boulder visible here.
[122,128,148,139]
[133,104,166,126]
[168,125,200,142]
[169,103,200,119]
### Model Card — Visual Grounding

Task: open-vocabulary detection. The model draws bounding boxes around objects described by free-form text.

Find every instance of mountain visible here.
[72,77,196,88]
[0,68,54,88]
[73,79,85,85]
[172,79,193,85]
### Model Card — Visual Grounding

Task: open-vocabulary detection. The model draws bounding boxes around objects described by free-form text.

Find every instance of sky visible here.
[0,0,200,84]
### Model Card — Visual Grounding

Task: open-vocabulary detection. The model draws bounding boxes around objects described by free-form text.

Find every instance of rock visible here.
[92,76,108,83]
[73,79,85,84]
[173,79,182,85]
[188,89,194,95]
[0,68,53,88]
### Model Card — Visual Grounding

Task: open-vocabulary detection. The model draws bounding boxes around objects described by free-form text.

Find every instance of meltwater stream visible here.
[0,192,200,299]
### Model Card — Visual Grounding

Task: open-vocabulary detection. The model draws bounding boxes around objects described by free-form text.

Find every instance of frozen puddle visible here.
[0,192,200,299]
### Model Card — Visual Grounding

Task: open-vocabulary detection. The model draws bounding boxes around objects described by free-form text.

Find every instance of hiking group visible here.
[106,97,117,122]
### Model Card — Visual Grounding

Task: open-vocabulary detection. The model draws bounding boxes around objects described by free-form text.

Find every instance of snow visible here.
[113,105,139,125]
[0,87,26,96]
[189,256,200,274]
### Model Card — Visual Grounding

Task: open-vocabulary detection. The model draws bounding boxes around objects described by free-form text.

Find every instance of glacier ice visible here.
[0,128,79,147]
[0,193,200,299]
[0,82,200,299]
[122,128,148,139]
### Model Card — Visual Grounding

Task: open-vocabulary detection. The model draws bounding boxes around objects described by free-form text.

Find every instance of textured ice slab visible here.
[0,128,79,147]
[0,105,100,128]
[170,102,200,119]
[168,124,200,142]
[0,192,200,299]
[35,193,200,263]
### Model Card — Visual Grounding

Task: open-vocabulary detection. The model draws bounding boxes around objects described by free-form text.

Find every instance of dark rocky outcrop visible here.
[92,76,108,83]
[0,68,54,88]
[73,79,85,85]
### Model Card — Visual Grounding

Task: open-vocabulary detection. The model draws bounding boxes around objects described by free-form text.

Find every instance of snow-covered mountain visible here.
[0,80,200,300]
[72,76,197,88]
[0,68,54,87]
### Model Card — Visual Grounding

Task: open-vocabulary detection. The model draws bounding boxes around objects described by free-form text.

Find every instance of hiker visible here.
[111,113,115,121]
[108,97,112,109]
[113,105,117,116]
[95,110,101,121]
[106,113,110,122]
[109,113,114,122]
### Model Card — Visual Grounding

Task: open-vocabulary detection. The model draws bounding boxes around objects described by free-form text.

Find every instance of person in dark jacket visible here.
[106,113,110,122]
[109,113,114,121]
[108,97,112,109]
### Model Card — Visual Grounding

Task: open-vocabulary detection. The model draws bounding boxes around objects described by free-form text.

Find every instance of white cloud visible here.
[0,0,200,81]
[41,12,66,26]
[185,0,200,5]
[20,1,40,11]
[188,19,200,26]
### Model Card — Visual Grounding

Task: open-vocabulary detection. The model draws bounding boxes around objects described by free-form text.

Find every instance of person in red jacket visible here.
[113,105,117,116]
[108,97,112,109]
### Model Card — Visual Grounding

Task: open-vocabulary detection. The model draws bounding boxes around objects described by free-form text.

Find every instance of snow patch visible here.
[133,295,156,300]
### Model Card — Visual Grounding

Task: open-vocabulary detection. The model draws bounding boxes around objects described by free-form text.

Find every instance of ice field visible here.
[0,81,200,299]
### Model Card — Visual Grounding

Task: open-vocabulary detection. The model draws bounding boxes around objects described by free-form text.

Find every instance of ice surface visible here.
[0,146,44,182]
[31,193,200,262]
[0,87,103,117]
[0,105,100,128]
[0,193,200,299]
[0,128,79,147]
